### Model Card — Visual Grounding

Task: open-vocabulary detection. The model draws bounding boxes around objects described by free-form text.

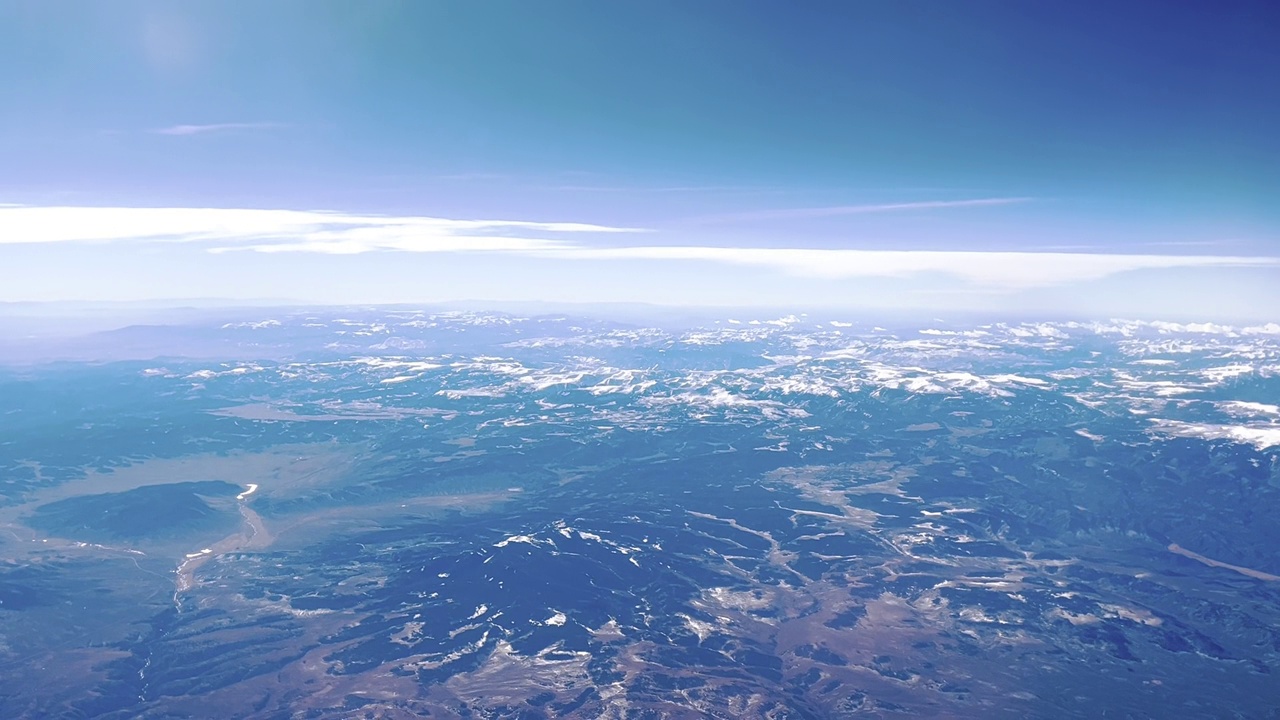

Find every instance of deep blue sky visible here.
[1,1,1277,317]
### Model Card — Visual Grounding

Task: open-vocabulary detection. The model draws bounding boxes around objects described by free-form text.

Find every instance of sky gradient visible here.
[1,1,1277,318]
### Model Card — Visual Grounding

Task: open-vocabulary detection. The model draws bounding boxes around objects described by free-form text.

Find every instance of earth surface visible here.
[1,309,1279,718]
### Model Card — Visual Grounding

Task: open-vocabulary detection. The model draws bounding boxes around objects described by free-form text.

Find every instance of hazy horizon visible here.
[2,2,1277,319]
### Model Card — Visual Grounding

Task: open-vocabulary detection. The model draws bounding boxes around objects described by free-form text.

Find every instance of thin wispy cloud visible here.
[1136,239,1243,248]
[696,197,1032,223]
[432,172,513,182]
[152,122,285,136]
[1037,239,1248,252]
[428,174,789,194]
[2,204,1274,291]
[551,184,790,194]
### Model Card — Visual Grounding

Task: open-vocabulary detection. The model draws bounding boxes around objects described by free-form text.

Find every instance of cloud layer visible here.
[1,205,1274,290]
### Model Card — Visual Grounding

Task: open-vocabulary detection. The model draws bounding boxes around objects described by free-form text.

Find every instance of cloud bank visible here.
[552,246,1276,290]
[1,205,1274,290]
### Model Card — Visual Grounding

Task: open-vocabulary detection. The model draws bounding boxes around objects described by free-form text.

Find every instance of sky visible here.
[1,1,1277,319]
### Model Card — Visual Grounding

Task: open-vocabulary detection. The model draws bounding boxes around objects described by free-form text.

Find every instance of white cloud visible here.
[152,122,285,136]
[0,205,1274,291]
[0,205,645,254]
